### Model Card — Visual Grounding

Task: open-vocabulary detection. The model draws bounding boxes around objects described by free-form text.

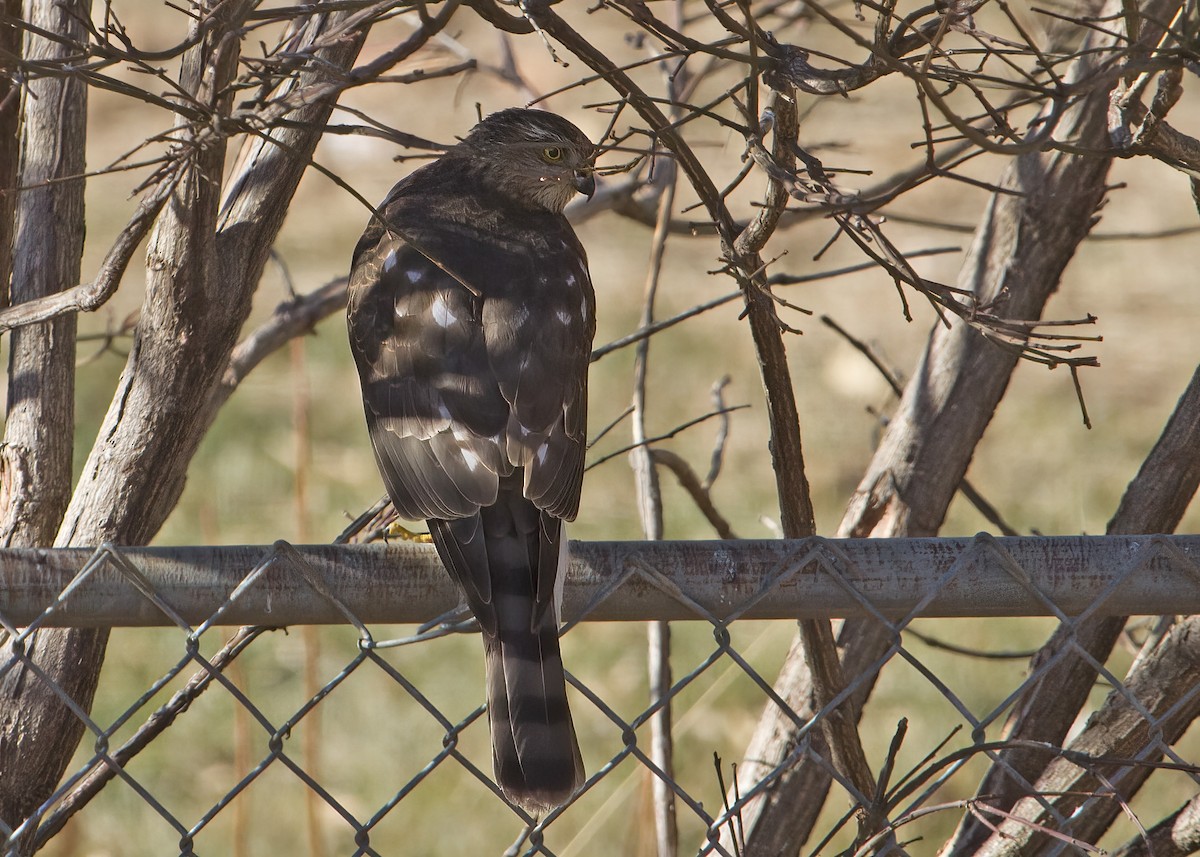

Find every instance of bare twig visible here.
[0,168,179,334]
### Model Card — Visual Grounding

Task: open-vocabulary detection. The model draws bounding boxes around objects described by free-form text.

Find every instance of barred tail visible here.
[428,486,584,813]
[484,605,583,813]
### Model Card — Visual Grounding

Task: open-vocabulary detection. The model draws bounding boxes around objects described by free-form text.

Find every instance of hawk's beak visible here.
[572,171,596,199]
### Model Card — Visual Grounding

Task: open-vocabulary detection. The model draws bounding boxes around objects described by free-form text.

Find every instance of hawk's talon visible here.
[383,522,433,543]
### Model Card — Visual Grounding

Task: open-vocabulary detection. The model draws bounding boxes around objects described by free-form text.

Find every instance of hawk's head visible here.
[459,108,597,214]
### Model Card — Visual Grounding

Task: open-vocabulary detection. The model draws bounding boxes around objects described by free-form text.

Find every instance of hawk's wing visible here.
[346,182,595,526]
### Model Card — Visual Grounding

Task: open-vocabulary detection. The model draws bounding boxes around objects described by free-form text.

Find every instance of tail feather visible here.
[429,486,583,813]
[485,620,583,812]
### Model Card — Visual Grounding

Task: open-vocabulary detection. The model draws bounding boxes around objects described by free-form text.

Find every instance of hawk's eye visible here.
[542,146,564,162]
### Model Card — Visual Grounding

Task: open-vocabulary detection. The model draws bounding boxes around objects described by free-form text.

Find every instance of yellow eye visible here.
[542,146,564,162]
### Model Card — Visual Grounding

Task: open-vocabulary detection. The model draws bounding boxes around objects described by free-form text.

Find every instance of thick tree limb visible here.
[973,612,1200,857]
[215,277,349,410]
[56,0,258,548]
[0,0,20,307]
[1,3,369,847]
[1108,365,1200,534]
[717,0,1145,848]
[0,2,462,340]
[940,2,1194,850]
[1113,793,1200,857]
[948,362,1200,854]
[0,0,89,837]
[0,172,177,333]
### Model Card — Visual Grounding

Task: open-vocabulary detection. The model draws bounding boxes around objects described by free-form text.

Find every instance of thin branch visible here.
[586,405,750,471]
[0,167,179,334]
[651,449,737,539]
[215,277,349,409]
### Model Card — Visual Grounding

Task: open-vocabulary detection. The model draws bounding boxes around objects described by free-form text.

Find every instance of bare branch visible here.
[215,277,349,409]
[1113,792,1200,857]
[954,362,1200,854]
[650,449,737,539]
[0,168,178,334]
[529,4,818,541]
[971,613,1200,856]
[723,0,1170,846]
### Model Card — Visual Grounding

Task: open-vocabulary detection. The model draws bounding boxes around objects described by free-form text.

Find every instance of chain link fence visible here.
[3,535,1200,856]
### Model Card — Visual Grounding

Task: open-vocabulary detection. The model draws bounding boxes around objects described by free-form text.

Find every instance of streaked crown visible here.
[458,108,597,213]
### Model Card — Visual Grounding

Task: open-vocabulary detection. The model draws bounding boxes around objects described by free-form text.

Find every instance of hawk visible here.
[347,108,596,813]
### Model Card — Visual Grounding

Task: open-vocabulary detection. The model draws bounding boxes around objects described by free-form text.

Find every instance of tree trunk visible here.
[717,0,1149,844]
[0,0,89,838]
[0,4,368,846]
[0,0,21,304]
[946,363,1200,855]
[973,611,1200,856]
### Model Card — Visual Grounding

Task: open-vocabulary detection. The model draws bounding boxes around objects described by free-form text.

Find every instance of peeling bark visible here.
[0,0,88,835]
[717,0,1159,846]
[0,3,368,846]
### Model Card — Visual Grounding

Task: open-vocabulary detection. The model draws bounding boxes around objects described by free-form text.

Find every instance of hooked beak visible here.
[572,170,596,199]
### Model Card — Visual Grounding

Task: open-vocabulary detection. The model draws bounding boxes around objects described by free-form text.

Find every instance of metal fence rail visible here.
[2,536,1199,857]
[3,534,1200,627]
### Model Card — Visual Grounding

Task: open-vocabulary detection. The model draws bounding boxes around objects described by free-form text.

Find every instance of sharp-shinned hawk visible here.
[346,108,596,812]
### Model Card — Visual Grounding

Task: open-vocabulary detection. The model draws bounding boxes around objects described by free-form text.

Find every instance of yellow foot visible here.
[384,521,433,543]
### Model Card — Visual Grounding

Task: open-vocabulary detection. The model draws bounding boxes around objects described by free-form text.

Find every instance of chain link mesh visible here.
[2,537,1199,856]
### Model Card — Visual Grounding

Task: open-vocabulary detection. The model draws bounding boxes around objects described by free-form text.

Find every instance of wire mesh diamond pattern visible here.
[2,536,1200,856]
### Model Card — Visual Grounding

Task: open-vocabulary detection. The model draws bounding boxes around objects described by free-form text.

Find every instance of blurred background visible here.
[66,5,1199,551]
